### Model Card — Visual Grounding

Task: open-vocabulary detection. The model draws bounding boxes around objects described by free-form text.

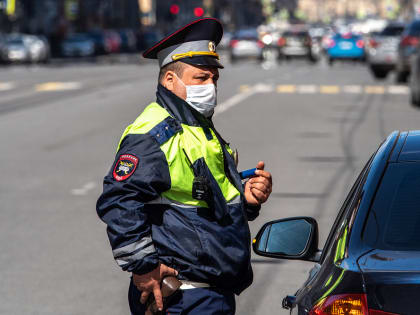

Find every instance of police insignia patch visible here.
[113,154,139,181]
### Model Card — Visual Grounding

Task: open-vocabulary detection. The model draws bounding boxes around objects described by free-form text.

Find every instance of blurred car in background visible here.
[118,29,137,52]
[105,30,121,53]
[409,46,420,106]
[396,19,420,83]
[229,28,264,62]
[366,22,405,79]
[24,35,50,63]
[137,29,163,52]
[61,34,95,57]
[1,35,30,63]
[87,30,111,55]
[277,28,317,63]
[326,32,365,65]
[218,31,233,50]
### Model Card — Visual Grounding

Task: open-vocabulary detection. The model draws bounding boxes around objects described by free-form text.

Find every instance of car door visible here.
[291,156,374,314]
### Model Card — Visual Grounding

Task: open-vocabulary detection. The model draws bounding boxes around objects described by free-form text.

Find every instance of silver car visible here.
[229,29,264,62]
[367,22,405,79]
[24,35,50,63]
[1,35,30,63]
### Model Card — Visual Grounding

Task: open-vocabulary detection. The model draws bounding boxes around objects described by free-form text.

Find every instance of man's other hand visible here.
[133,263,178,312]
[244,161,272,206]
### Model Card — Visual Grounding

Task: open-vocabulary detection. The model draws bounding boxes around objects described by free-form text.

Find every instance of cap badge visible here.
[208,41,216,52]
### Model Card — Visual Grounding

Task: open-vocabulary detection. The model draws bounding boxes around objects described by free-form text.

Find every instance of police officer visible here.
[96,18,272,315]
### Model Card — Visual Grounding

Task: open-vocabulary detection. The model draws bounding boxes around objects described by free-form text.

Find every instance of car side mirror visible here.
[253,217,320,262]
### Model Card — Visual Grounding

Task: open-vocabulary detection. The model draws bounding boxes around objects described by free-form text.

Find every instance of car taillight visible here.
[309,294,398,315]
[278,37,286,46]
[305,37,312,46]
[369,39,379,48]
[401,36,419,47]
[356,40,364,48]
[328,39,336,48]
[257,40,264,48]
[230,39,239,48]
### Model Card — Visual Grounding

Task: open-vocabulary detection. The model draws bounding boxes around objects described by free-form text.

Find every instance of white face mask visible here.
[175,74,217,118]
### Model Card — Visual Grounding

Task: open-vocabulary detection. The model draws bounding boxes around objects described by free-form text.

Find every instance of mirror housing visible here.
[253,217,319,262]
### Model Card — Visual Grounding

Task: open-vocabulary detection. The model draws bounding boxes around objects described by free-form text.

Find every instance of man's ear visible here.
[162,71,175,91]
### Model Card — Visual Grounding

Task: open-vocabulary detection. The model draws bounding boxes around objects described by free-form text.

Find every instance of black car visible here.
[254,130,420,315]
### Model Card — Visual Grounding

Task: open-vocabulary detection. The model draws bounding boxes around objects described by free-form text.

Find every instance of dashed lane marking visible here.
[235,84,410,96]
[320,86,340,94]
[388,85,410,95]
[35,82,82,92]
[298,85,318,94]
[277,85,296,93]
[239,85,251,92]
[365,86,385,94]
[0,82,15,91]
[342,85,362,94]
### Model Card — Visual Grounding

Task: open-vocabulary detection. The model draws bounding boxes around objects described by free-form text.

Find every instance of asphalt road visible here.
[0,56,418,314]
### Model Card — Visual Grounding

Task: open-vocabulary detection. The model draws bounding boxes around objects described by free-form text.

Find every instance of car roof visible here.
[397,130,420,162]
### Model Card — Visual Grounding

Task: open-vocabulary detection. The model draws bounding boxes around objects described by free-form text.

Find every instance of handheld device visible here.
[239,168,257,180]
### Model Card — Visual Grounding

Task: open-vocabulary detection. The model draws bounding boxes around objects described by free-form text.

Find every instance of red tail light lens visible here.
[401,36,419,47]
[278,37,286,46]
[369,39,379,48]
[356,40,364,48]
[305,37,312,46]
[257,40,264,48]
[309,294,399,315]
[309,294,368,315]
[230,39,239,48]
[328,39,336,48]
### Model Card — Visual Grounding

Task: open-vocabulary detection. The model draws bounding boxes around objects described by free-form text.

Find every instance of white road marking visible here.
[0,82,15,91]
[388,85,410,95]
[342,85,362,94]
[71,181,97,196]
[298,85,317,94]
[215,83,273,116]
[35,82,82,92]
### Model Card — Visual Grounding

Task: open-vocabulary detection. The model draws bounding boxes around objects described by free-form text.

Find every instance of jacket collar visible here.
[156,84,213,127]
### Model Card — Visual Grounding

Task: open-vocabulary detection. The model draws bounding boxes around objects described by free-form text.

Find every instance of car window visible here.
[319,156,373,263]
[363,162,420,250]
[380,26,404,36]
[407,21,420,36]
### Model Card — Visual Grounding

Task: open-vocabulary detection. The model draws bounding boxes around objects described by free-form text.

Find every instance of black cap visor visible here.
[180,56,224,69]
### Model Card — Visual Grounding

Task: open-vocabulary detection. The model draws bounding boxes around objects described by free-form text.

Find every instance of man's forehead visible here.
[184,63,219,75]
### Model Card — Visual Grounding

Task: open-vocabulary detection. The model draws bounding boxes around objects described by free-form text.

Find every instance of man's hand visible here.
[244,161,272,206]
[132,263,178,312]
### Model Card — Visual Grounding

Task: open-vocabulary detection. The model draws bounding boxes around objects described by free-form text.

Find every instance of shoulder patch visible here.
[113,154,139,181]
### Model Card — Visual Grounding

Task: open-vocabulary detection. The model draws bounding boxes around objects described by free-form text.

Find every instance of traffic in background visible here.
[2,0,420,314]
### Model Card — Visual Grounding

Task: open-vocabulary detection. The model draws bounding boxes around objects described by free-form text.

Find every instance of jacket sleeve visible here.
[96,133,171,274]
[245,200,261,221]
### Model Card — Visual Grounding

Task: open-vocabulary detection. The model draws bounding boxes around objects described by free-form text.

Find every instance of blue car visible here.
[326,33,366,65]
